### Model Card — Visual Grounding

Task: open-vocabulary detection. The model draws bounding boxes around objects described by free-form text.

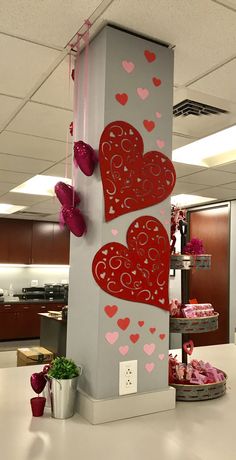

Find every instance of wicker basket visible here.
[170,313,219,334]
[172,371,227,401]
[170,254,211,270]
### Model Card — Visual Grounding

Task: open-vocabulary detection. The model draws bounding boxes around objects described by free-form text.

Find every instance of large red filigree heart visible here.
[92,216,170,310]
[99,121,176,222]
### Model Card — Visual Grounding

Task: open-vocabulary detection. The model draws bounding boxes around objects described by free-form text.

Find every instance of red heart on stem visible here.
[30,372,47,395]
[115,93,128,105]
[104,305,118,318]
[117,317,130,330]
[183,340,194,356]
[99,121,176,222]
[92,215,170,310]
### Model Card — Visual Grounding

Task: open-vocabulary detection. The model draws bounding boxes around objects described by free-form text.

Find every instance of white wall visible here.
[0,266,69,295]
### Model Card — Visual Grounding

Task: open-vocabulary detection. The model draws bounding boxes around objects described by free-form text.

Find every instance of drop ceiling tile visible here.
[217,0,236,9]
[27,198,60,214]
[190,59,236,103]
[0,192,49,206]
[0,95,22,128]
[0,0,101,48]
[32,57,73,110]
[43,162,72,179]
[0,131,70,162]
[7,102,72,142]
[0,153,53,174]
[38,213,59,222]
[212,162,236,173]
[0,183,16,194]
[173,181,208,195]
[0,34,60,98]
[172,135,197,150]
[180,169,236,186]
[198,187,236,200]
[173,162,206,178]
[220,181,236,190]
[0,170,32,185]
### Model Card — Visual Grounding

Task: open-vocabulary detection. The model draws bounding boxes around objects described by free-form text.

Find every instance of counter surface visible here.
[0,344,235,460]
[0,299,66,305]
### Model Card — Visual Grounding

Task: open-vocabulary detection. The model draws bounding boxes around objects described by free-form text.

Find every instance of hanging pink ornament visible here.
[30,372,47,395]
[69,122,73,136]
[73,140,96,176]
[71,68,75,81]
[62,206,86,237]
[55,182,80,208]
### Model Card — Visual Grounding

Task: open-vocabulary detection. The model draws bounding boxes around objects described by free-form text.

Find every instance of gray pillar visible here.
[67,25,175,423]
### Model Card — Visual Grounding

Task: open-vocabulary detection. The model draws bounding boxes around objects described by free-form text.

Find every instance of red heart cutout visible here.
[183,340,194,356]
[159,333,166,340]
[92,216,170,310]
[149,327,156,334]
[138,321,144,327]
[115,93,128,105]
[99,121,176,222]
[104,305,118,318]
[130,334,140,344]
[117,317,130,330]
[143,119,155,132]
[152,77,161,87]
[144,50,156,62]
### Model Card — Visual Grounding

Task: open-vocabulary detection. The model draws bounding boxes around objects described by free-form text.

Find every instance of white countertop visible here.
[0,344,235,460]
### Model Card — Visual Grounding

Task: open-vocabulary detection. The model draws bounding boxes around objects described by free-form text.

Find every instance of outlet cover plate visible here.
[119,360,138,396]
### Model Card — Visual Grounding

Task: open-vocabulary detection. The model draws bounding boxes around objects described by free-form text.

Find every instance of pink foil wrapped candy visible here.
[73,141,96,176]
[55,182,80,208]
[62,206,86,237]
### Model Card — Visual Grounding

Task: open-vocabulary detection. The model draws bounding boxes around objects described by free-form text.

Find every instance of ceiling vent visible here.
[173,99,229,117]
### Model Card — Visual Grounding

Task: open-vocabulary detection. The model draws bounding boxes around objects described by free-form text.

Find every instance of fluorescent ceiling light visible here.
[0,204,26,214]
[171,194,216,207]
[10,175,71,196]
[173,125,236,167]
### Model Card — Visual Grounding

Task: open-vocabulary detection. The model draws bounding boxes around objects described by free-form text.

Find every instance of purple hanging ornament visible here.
[62,206,86,237]
[55,182,80,208]
[73,140,96,176]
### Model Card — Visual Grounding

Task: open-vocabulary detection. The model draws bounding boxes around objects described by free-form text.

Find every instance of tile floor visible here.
[0,339,40,368]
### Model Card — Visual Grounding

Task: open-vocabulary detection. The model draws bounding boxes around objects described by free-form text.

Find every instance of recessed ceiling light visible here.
[10,175,71,196]
[0,204,26,214]
[173,125,236,167]
[171,194,217,207]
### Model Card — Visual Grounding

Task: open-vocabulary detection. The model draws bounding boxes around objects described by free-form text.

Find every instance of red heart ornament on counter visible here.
[183,340,194,356]
[92,215,170,310]
[99,121,176,222]
[30,372,47,395]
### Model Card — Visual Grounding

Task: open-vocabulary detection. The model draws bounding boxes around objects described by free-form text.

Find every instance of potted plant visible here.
[47,356,82,419]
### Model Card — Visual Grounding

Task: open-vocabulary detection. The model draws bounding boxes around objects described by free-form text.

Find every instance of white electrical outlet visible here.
[119,360,138,396]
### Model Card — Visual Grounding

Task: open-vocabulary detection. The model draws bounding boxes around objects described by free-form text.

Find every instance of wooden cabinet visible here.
[0,218,70,265]
[0,302,65,340]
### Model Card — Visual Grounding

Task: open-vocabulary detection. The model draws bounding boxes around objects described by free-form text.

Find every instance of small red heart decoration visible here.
[183,340,194,356]
[149,327,156,334]
[152,77,161,87]
[115,93,128,105]
[138,321,144,327]
[143,119,155,132]
[144,50,156,62]
[30,372,47,395]
[130,334,140,344]
[104,305,118,318]
[117,317,130,330]
[159,333,166,340]
[92,215,170,310]
[99,121,176,221]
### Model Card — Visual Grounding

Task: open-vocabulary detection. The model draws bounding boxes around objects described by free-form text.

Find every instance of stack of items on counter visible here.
[169,354,225,385]
[170,299,216,318]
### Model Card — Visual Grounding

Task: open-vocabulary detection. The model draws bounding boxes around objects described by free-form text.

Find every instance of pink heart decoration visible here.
[156,139,165,149]
[155,112,162,119]
[74,141,96,176]
[122,60,135,73]
[99,121,176,221]
[30,372,47,395]
[119,345,129,356]
[104,305,118,318]
[105,331,119,345]
[158,354,165,361]
[55,182,80,208]
[145,363,155,373]
[111,229,118,236]
[137,87,149,100]
[92,216,170,310]
[143,343,156,356]
[62,207,86,237]
[183,340,194,356]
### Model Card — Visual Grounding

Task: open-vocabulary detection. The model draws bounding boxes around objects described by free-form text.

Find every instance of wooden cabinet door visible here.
[31,222,54,264]
[52,223,70,264]
[0,305,18,340]
[0,219,10,262]
[16,304,41,338]
[8,220,32,264]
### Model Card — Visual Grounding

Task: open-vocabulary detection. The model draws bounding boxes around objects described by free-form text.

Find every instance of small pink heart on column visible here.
[143,343,156,356]
[145,362,155,373]
[137,87,149,100]
[122,60,135,73]
[156,139,165,149]
[158,354,165,361]
[119,345,129,356]
[105,331,119,345]
[111,229,118,236]
[155,112,162,119]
